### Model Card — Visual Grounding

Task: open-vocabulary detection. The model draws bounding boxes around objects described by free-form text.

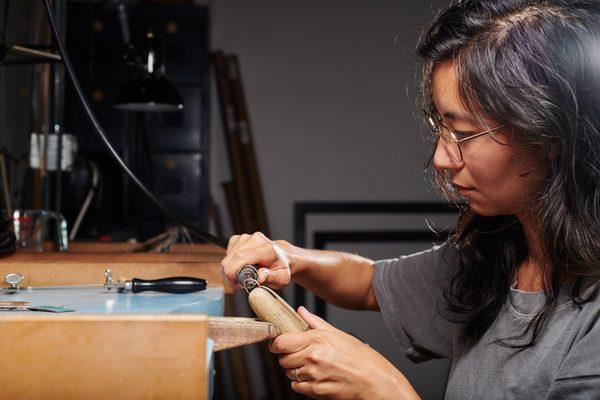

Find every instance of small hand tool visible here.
[103,269,207,293]
[207,317,281,351]
[236,264,260,291]
[235,265,309,334]
[1,270,207,294]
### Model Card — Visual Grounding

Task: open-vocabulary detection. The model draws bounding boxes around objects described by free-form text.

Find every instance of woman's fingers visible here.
[268,329,318,354]
[290,381,337,398]
[221,232,293,287]
[222,233,270,266]
[278,346,313,369]
[223,242,277,270]
[258,266,291,288]
[285,368,297,381]
[284,366,317,382]
[226,235,241,252]
[225,233,254,252]
[297,306,336,331]
[256,267,270,285]
[225,232,265,254]
[269,311,412,399]
[221,243,283,285]
[290,381,311,394]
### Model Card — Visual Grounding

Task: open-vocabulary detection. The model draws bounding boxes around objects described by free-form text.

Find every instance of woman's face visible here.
[431,60,543,217]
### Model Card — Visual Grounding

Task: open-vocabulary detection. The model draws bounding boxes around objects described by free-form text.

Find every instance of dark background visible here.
[63,2,210,240]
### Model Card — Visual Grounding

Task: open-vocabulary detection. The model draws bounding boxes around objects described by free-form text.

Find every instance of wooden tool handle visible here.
[248,286,309,334]
[207,317,280,351]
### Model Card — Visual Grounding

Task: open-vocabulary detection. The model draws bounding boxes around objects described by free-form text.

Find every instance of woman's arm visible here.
[220,232,379,310]
[282,241,379,310]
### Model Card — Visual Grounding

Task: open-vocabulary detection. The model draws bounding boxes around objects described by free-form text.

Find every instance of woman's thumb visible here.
[297,306,334,331]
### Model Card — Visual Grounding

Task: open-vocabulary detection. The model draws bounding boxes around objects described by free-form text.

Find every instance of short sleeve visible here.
[546,311,600,399]
[372,244,458,362]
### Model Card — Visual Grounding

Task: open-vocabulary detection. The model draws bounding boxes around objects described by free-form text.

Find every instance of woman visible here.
[221,1,600,398]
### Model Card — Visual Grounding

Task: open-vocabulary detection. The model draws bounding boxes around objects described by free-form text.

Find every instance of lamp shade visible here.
[114,74,184,112]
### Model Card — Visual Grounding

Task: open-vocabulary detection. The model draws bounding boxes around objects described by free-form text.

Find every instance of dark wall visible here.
[64,2,210,240]
[0,1,45,213]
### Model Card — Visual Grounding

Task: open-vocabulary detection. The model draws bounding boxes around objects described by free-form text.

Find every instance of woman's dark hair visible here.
[416,0,600,346]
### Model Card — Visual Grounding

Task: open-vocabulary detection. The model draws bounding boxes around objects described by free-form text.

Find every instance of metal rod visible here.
[2,59,61,66]
[9,45,61,61]
[52,0,66,214]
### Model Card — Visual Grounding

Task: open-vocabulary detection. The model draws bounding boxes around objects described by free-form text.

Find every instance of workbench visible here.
[0,246,227,400]
[2,286,224,315]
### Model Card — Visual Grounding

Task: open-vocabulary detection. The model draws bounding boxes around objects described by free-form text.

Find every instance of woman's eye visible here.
[453,130,473,140]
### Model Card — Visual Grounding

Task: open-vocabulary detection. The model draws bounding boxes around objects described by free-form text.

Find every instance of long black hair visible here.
[417,0,600,346]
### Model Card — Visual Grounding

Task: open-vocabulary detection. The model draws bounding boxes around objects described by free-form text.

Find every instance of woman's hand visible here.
[269,307,420,400]
[220,232,293,289]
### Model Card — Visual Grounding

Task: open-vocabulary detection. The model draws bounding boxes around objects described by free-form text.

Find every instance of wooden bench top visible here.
[2,252,224,263]
[0,260,232,294]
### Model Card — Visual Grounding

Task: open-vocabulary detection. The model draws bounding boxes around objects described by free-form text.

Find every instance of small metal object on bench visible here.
[5,273,24,290]
[3,273,24,293]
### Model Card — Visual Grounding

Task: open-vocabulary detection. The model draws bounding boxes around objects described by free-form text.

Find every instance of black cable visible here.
[42,0,227,248]
[0,147,28,164]
[1,0,9,43]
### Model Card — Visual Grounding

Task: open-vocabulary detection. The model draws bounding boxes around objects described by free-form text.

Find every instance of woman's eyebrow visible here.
[442,111,476,123]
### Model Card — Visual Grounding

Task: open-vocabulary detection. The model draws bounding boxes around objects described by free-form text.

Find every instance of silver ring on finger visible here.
[294,368,302,382]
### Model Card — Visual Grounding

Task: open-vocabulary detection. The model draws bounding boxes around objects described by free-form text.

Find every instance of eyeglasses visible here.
[423,109,507,162]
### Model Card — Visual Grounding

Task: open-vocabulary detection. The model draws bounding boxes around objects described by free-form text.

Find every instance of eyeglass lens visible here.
[426,114,463,162]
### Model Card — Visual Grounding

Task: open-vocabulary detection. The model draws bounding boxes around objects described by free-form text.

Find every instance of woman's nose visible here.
[432,140,463,171]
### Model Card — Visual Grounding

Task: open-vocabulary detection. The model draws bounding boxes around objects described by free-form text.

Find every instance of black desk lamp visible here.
[112,1,183,113]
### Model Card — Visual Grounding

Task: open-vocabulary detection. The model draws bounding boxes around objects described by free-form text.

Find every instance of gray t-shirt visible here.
[372,245,600,399]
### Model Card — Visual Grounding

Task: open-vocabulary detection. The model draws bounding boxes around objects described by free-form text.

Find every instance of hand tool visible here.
[235,265,308,334]
[1,269,207,294]
[207,317,280,351]
[103,269,207,293]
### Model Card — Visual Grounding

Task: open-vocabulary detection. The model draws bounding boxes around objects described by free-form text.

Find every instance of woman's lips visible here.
[453,183,474,193]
